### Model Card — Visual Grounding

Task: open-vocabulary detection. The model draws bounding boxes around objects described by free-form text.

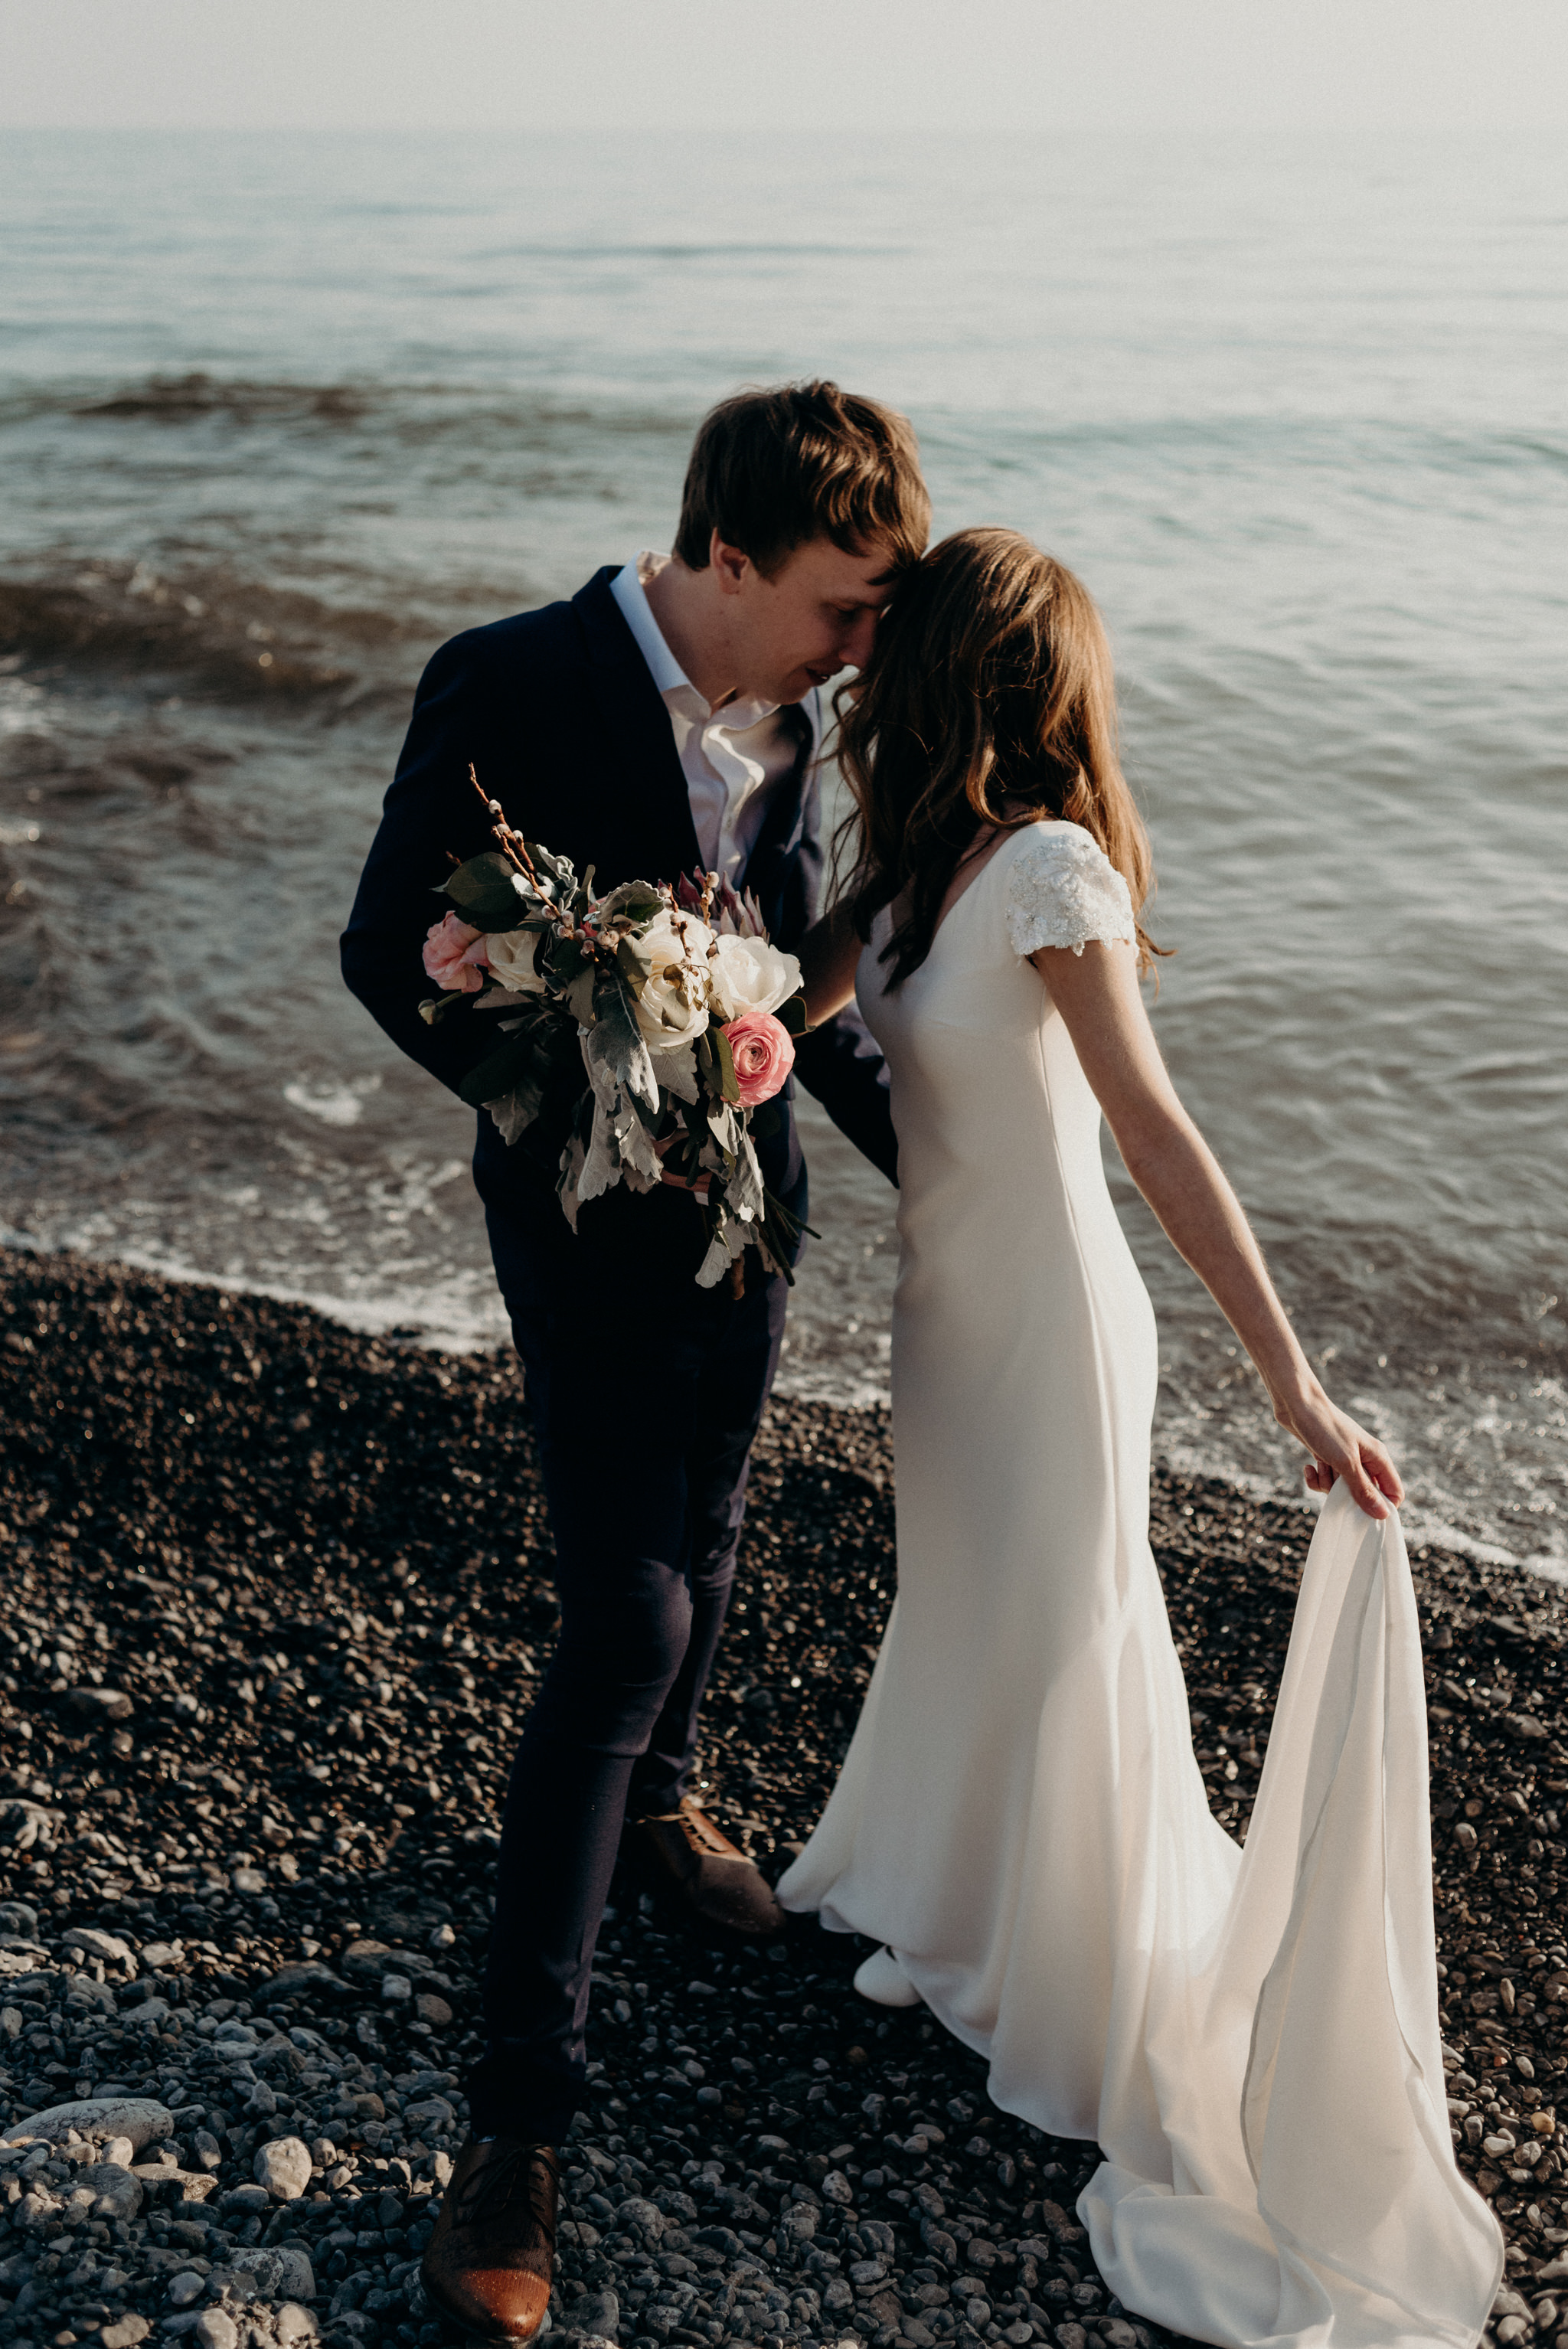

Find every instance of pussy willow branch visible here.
[469,763,538,883]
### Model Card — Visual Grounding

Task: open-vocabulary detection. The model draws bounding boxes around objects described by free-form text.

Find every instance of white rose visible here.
[709,931,802,1021]
[621,908,715,1048]
[484,926,547,993]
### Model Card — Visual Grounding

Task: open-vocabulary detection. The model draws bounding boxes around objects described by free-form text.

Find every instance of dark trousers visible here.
[465,1194,787,2143]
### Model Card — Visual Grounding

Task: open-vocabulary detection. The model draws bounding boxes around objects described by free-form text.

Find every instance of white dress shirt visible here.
[610,552,818,888]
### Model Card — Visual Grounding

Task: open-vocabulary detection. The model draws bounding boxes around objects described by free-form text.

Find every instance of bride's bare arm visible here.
[1032,937,1403,1521]
[797,901,863,1024]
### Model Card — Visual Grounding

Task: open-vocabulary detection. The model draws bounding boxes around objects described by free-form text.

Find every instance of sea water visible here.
[1,127,1563,1567]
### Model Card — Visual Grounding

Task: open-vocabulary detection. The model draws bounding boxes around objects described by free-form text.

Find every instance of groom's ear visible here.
[710,531,756,598]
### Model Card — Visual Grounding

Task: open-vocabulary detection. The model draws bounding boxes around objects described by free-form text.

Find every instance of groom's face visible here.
[721,534,898,707]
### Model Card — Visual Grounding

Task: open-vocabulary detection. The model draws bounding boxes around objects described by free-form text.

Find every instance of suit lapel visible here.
[571,568,703,886]
[742,691,818,913]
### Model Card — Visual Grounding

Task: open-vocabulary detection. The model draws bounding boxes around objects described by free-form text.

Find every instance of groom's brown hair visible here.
[675,381,929,577]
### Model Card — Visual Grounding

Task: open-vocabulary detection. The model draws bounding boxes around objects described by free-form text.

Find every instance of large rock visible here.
[62,1924,137,1971]
[254,2136,312,2201]
[2,2096,173,2152]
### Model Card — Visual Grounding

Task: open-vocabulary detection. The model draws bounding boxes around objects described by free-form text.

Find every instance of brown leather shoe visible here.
[622,1796,788,1937]
[420,2136,559,2343]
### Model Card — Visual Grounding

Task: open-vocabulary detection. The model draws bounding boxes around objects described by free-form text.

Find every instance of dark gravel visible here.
[1,1246,1560,2349]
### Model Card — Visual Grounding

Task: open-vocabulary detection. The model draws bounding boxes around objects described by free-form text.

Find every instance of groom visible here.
[341,381,928,2341]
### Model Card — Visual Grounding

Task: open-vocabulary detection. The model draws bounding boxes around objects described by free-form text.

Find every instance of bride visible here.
[779,530,1501,2349]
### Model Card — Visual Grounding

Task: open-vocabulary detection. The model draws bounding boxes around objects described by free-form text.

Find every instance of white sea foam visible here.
[283,1076,382,1128]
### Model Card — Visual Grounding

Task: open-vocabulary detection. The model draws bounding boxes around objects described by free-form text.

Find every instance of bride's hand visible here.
[1270,1377,1404,1521]
[799,902,862,1025]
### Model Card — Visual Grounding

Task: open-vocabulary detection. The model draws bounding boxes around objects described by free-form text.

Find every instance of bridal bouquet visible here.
[418,772,812,1288]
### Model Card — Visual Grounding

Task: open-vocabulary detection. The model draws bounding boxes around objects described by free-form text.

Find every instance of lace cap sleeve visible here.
[1004,826,1136,959]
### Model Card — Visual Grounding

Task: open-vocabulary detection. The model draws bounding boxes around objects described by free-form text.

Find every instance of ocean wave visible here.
[74,374,371,425]
[12,373,1564,493]
[2,371,694,453]
[0,560,421,706]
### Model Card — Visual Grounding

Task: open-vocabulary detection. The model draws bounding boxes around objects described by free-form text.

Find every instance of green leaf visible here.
[680,1093,709,1148]
[749,1101,782,1142]
[549,933,593,987]
[614,936,648,995]
[775,991,812,1038]
[711,1023,741,1106]
[458,1031,545,1110]
[445,853,531,932]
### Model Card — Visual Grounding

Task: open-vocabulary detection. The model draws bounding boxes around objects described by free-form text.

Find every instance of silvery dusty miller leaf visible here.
[586,976,658,1112]
[483,1072,544,1145]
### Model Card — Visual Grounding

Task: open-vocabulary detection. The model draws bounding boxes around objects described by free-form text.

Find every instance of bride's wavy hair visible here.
[837,527,1165,986]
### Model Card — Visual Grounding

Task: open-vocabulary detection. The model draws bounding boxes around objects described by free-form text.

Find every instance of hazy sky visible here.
[3,0,1566,134]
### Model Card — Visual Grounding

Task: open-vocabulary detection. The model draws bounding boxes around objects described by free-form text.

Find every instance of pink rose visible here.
[423,911,490,993]
[724,1010,795,1107]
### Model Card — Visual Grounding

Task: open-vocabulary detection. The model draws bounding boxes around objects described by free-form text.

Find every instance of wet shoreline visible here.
[0,1246,1559,2348]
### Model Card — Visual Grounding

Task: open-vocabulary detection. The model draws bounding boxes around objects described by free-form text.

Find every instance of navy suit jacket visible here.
[341,567,896,1289]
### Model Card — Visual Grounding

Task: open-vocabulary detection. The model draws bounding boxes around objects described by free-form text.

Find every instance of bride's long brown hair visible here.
[838,527,1165,985]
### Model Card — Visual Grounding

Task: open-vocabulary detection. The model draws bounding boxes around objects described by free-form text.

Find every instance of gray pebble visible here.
[65,1684,135,1721]
[70,2160,145,2221]
[570,2288,620,2337]
[615,2194,665,2238]
[230,2243,317,2301]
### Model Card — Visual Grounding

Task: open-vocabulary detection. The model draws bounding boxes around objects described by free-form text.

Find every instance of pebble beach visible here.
[2,1246,1564,2349]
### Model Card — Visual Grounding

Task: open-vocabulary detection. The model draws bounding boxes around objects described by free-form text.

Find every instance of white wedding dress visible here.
[777,822,1502,2349]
